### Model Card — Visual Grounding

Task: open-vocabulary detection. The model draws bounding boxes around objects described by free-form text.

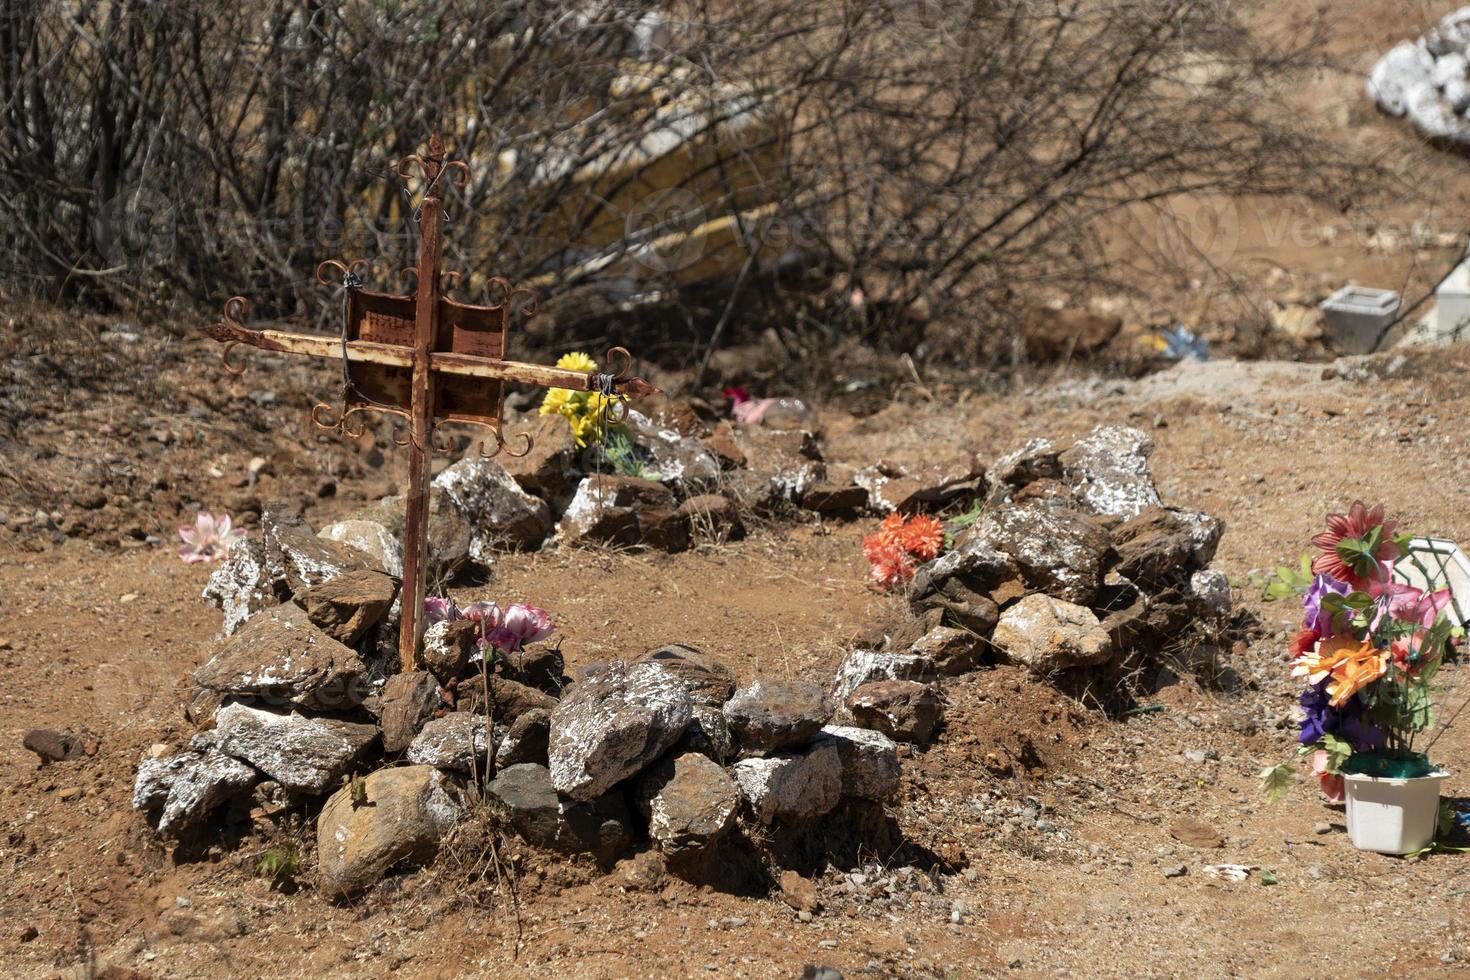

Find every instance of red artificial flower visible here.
[1311,500,1399,586]
[868,542,915,590]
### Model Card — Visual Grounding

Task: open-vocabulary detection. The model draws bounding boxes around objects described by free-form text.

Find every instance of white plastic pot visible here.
[1343,770,1449,854]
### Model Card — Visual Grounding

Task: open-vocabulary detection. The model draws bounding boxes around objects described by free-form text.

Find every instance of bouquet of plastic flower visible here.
[862,513,946,590]
[539,351,622,450]
[1261,502,1459,802]
[424,597,555,658]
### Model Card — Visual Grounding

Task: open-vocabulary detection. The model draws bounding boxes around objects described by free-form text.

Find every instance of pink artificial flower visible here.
[424,596,462,625]
[489,603,555,653]
[461,601,501,629]
[1311,749,1345,803]
[177,511,245,564]
[733,398,777,425]
[1369,572,1453,631]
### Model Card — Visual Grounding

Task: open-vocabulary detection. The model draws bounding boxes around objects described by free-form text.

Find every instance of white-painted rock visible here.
[212,701,378,794]
[971,501,1110,606]
[812,725,901,801]
[992,593,1113,674]
[318,518,404,578]
[202,537,281,636]
[133,748,258,836]
[830,649,937,705]
[407,712,491,773]
[433,457,553,556]
[731,741,842,824]
[623,409,721,489]
[192,603,369,712]
[1190,568,1232,617]
[548,660,692,801]
[1058,425,1161,519]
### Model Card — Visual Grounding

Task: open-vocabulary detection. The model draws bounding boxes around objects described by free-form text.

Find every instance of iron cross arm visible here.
[206,314,658,400]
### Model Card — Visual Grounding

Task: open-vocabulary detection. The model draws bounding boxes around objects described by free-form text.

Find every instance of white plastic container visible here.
[1319,285,1401,355]
[1435,258,1470,341]
[1343,770,1448,854]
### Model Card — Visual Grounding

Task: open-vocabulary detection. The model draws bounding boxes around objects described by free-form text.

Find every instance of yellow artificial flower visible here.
[556,351,598,373]
[539,386,571,416]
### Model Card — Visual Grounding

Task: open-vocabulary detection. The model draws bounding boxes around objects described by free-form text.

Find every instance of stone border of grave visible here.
[131,412,1232,900]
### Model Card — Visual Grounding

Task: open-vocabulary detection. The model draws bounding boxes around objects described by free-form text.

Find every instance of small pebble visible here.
[1163,864,1188,879]
[1314,821,1331,835]
[818,939,839,950]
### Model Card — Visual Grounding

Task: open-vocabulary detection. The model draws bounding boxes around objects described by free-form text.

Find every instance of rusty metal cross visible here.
[205,134,655,670]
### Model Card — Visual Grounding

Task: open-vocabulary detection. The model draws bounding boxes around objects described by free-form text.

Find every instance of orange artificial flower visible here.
[899,514,945,561]
[1292,634,1388,707]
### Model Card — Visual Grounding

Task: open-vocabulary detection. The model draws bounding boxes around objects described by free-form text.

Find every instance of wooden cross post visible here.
[205,134,656,671]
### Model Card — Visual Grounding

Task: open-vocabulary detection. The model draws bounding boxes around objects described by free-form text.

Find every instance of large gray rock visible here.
[623,409,722,489]
[133,748,258,836]
[433,457,554,556]
[722,678,831,753]
[193,603,369,712]
[211,702,378,795]
[970,501,1110,606]
[261,509,384,597]
[813,725,901,801]
[495,708,551,769]
[638,643,737,706]
[548,660,692,801]
[730,741,842,824]
[487,763,632,862]
[830,649,937,705]
[1058,425,1161,520]
[318,518,404,579]
[296,568,398,645]
[992,593,1113,674]
[635,752,740,857]
[316,765,460,897]
[673,704,737,764]
[908,538,1017,632]
[346,495,476,581]
[557,475,689,550]
[202,537,282,637]
[407,712,491,773]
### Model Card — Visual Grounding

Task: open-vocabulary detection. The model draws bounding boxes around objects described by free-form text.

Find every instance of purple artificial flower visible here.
[1303,574,1350,638]
[1298,680,1384,751]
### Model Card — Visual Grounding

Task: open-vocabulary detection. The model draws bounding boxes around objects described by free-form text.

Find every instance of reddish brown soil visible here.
[7,341,1470,978]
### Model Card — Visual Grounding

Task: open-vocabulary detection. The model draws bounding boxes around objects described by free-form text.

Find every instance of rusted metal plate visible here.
[350,289,416,346]
[440,296,506,359]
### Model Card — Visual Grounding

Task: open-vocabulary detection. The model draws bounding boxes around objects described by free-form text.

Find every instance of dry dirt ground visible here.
[7,340,1470,978]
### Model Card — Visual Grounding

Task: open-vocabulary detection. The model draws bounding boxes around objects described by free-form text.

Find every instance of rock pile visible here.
[1369,8,1470,145]
[140,540,907,895]
[856,425,1227,695]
